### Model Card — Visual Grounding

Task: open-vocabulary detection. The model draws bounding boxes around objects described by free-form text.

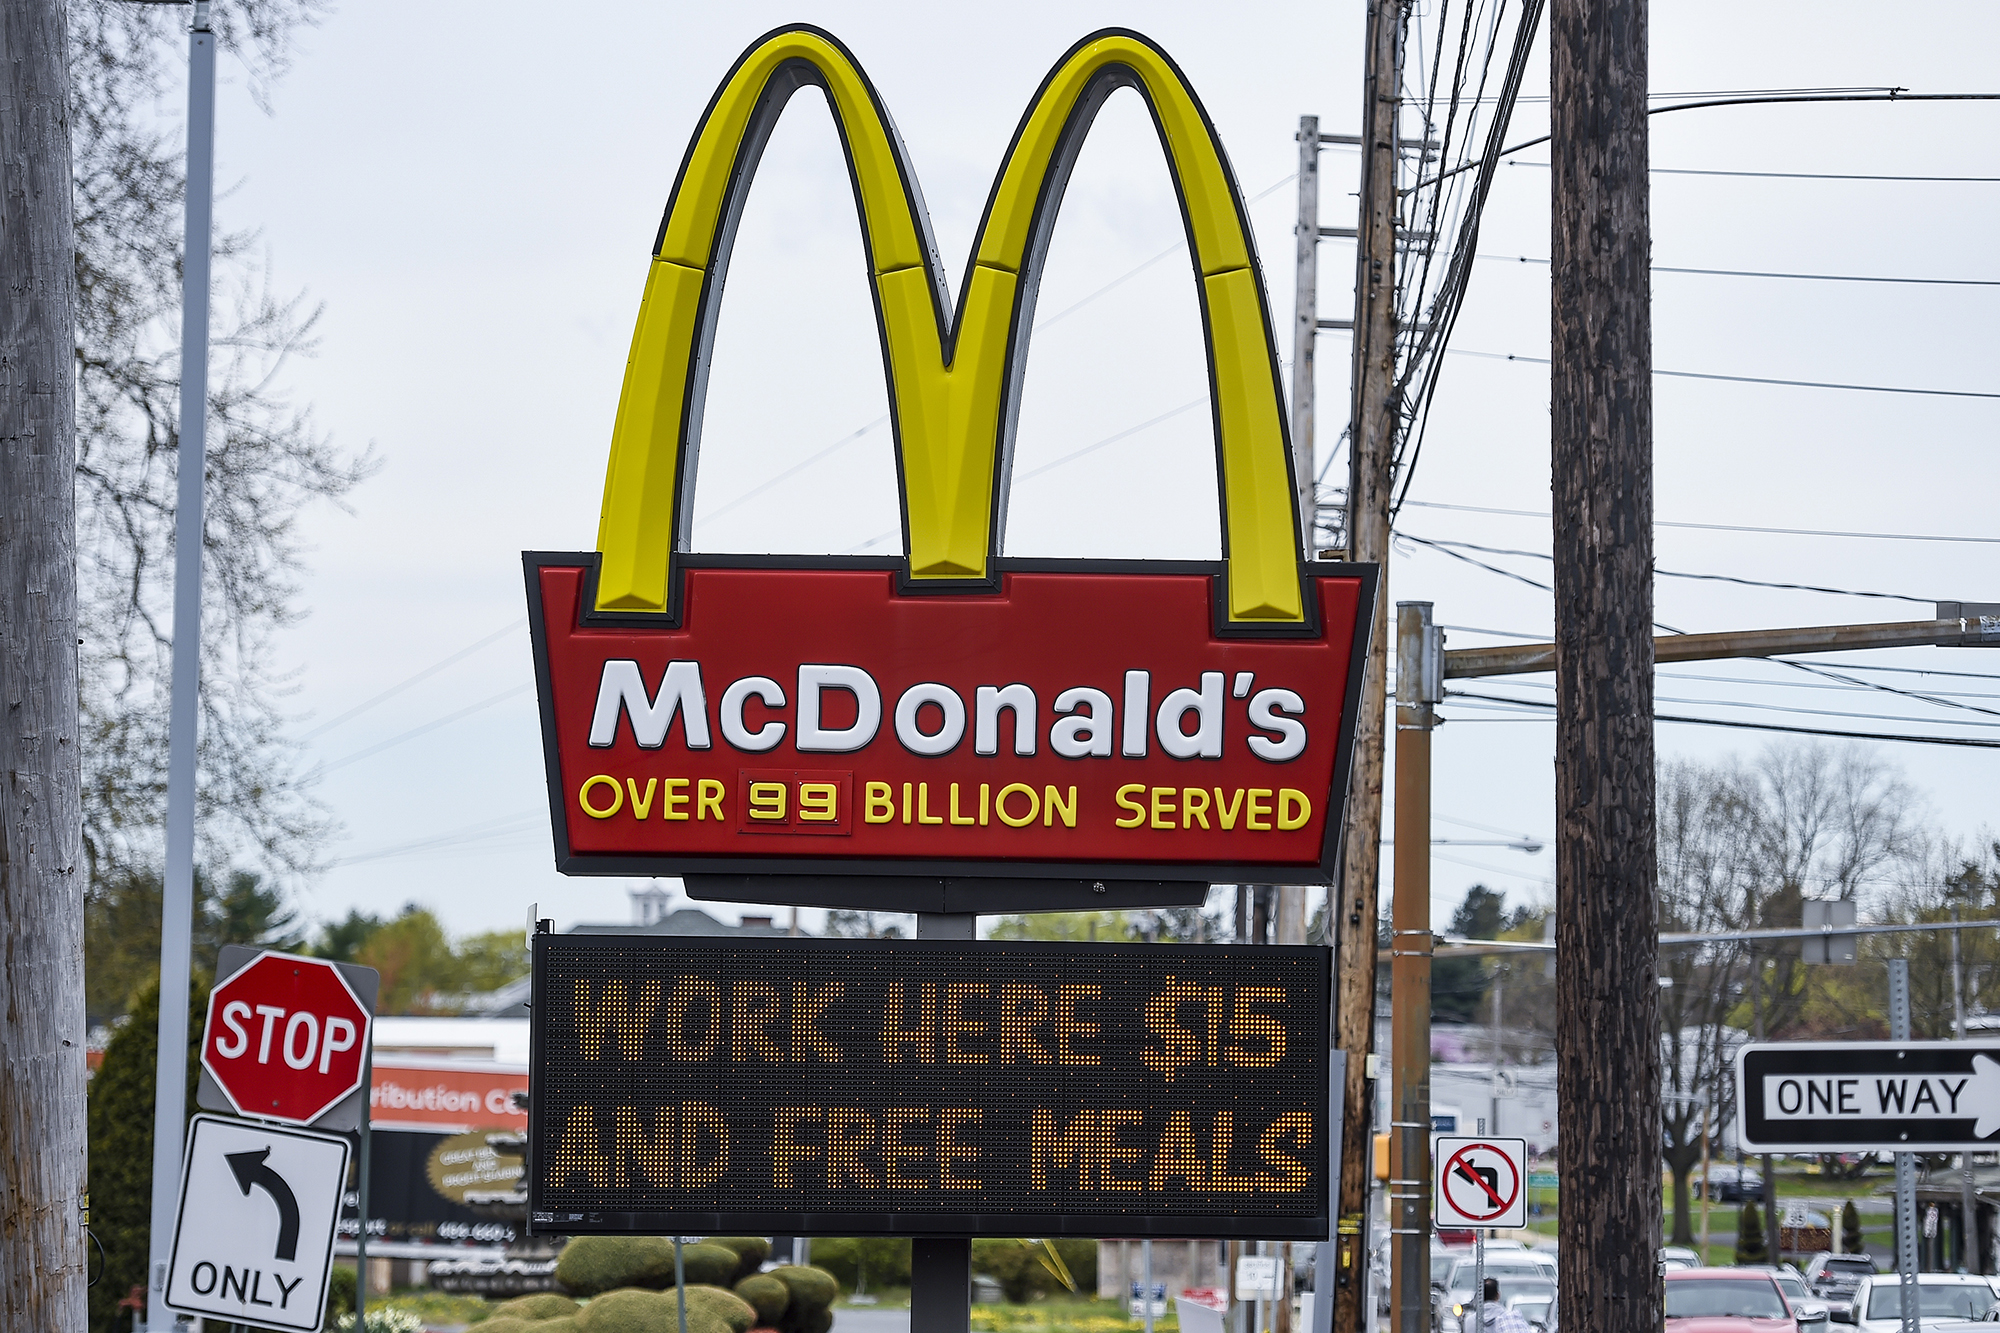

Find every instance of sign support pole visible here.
[910,912,975,1333]
[1143,1239,1155,1333]
[356,1044,373,1326]
[1474,1119,1485,1333]
[1390,604,1440,1333]
[143,5,216,1329]
[1891,959,1917,1333]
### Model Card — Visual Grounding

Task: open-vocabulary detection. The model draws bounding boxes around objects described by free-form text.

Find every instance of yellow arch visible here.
[594,26,1306,624]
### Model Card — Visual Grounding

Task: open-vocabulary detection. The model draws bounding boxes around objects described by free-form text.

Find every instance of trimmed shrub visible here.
[706,1237,772,1284]
[733,1274,790,1326]
[766,1265,837,1310]
[471,1320,539,1333]
[573,1288,728,1333]
[683,1284,757,1333]
[766,1266,838,1333]
[1736,1201,1769,1265]
[492,1292,583,1321]
[1842,1199,1865,1257]
[677,1243,745,1289]
[327,1263,358,1323]
[556,1237,677,1295]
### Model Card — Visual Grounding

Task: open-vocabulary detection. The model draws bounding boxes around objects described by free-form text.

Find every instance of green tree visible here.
[808,1238,912,1294]
[85,867,301,1025]
[354,905,458,1014]
[309,905,533,1013]
[454,929,530,993]
[968,1239,1095,1303]
[314,907,384,962]
[1735,1200,1769,1265]
[1432,886,1528,1023]
[87,978,208,1333]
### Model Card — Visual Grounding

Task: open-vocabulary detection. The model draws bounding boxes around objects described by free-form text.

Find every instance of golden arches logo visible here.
[595,26,1306,626]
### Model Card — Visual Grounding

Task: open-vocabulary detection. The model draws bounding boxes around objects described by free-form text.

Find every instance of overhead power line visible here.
[1479,253,2000,287]
[319,684,532,773]
[301,619,524,741]
[1506,160,2000,183]
[1449,347,2000,400]
[1398,532,1933,603]
[1446,690,2000,750]
[1402,497,2000,545]
[1477,677,2000,727]
[1416,90,2000,191]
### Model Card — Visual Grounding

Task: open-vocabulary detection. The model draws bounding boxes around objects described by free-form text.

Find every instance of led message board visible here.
[526,26,1377,901]
[528,935,1331,1239]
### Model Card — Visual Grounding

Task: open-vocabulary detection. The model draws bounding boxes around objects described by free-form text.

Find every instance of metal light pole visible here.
[143,3,216,1327]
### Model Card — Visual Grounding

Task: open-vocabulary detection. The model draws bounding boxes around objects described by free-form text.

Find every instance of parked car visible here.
[1848,1273,1997,1332]
[1802,1254,1876,1320]
[1756,1266,1816,1316]
[1665,1267,1829,1333]
[1703,1165,1767,1203]
[1663,1247,1704,1272]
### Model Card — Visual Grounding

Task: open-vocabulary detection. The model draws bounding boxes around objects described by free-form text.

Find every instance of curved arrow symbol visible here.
[226,1147,301,1262]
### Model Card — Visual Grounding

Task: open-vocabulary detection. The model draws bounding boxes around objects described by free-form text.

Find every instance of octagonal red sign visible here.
[200,950,374,1126]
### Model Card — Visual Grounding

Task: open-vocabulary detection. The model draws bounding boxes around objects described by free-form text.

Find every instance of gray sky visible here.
[193,1,2000,938]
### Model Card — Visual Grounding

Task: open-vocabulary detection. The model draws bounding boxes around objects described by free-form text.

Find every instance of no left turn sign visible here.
[1434,1136,1528,1229]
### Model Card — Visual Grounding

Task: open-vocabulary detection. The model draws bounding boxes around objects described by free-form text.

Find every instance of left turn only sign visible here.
[1434,1136,1528,1230]
[164,1114,350,1331]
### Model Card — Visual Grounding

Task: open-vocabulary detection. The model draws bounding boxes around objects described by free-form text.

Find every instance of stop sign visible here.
[200,950,374,1125]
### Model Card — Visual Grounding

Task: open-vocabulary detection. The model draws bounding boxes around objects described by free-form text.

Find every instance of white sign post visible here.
[163,1115,351,1332]
[1434,1135,1529,1231]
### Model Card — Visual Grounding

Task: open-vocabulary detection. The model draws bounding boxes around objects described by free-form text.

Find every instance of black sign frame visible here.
[1736,1040,2000,1153]
[527,932,1333,1239]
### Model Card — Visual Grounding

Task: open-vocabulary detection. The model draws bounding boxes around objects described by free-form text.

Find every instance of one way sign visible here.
[1737,1041,2000,1153]
[164,1114,350,1331]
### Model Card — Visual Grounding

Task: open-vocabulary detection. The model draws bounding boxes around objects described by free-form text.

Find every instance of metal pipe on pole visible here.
[143,4,216,1327]
[1390,603,1439,1333]
[1337,5,1405,1327]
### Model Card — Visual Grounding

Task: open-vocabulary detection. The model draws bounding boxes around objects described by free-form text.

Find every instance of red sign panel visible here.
[200,950,374,1126]
[528,555,1374,883]
[369,1060,529,1132]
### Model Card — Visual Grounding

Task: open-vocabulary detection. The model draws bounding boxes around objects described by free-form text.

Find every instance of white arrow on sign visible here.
[163,1114,350,1333]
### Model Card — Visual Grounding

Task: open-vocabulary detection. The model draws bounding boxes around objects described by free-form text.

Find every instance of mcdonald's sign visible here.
[526,26,1378,906]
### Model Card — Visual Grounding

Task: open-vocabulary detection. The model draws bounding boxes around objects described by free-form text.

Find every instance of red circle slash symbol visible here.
[1444,1144,1519,1222]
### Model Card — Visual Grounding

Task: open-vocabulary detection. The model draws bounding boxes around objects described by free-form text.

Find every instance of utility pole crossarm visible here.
[1444,617,1994,679]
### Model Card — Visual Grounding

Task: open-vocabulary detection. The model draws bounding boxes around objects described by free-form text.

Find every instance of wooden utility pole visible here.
[1335,2,1403,1328]
[1550,0,1661,1330]
[0,0,88,1327]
